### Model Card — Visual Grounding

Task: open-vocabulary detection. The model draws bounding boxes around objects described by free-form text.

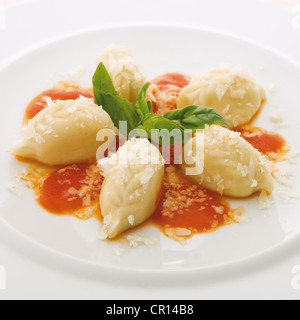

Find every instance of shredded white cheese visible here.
[272,167,293,187]
[7,183,22,196]
[128,215,135,226]
[124,234,157,248]
[287,150,300,164]
[270,109,283,123]
[277,188,300,201]
[215,84,228,101]
[165,227,192,245]
[113,245,125,256]
[234,215,250,224]
[268,82,277,93]
[258,191,273,209]
[251,179,258,188]
[98,213,113,240]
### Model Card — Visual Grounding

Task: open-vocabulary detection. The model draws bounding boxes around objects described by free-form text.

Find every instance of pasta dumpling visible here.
[98,138,165,239]
[181,125,274,197]
[177,67,266,128]
[97,45,146,103]
[11,96,116,165]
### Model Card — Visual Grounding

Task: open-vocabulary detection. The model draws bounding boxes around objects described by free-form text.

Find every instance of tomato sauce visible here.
[152,73,191,88]
[17,161,103,219]
[152,166,234,235]
[149,73,191,115]
[23,89,94,124]
[37,163,102,214]
[237,126,288,160]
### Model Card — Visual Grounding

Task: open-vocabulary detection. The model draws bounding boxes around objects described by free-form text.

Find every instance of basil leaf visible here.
[93,90,140,135]
[92,62,118,96]
[163,105,229,129]
[136,82,151,119]
[137,114,188,145]
[147,100,153,113]
[93,62,140,135]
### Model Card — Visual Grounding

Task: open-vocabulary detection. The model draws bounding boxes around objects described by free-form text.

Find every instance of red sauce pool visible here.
[150,73,191,115]
[152,166,231,233]
[152,73,191,88]
[38,163,103,214]
[24,89,94,124]
[237,126,288,159]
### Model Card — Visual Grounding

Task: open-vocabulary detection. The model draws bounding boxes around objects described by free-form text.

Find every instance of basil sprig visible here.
[93,63,140,135]
[93,62,229,145]
[136,82,152,118]
[163,105,229,129]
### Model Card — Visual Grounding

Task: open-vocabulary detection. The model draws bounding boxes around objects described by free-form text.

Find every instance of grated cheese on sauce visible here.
[165,227,192,245]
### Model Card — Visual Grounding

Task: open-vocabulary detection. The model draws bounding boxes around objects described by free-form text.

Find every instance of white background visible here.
[0,0,300,300]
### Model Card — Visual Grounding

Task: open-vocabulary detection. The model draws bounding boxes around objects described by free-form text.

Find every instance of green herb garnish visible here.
[163,105,229,130]
[93,62,229,145]
[92,63,139,135]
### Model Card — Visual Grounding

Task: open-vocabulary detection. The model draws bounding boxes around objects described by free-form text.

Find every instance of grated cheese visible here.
[123,234,157,248]
[258,191,273,209]
[215,84,228,101]
[269,108,292,129]
[272,167,293,187]
[7,183,22,196]
[114,245,125,256]
[251,179,258,188]
[234,215,250,224]
[222,104,231,114]
[270,109,283,123]
[277,188,300,201]
[268,82,277,93]
[287,150,300,164]
[229,206,244,223]
[237,163,249,177]
[275,122,291,129]
[212,205,225,215]
[165,227,192,245]
[128,215,135,226]
[98,213,113,240]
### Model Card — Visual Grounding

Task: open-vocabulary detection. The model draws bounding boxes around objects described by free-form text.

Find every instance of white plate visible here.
[0,24,300,284]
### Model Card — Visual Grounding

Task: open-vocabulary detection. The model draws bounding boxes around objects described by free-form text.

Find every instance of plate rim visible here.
[1,23,300,283]
[0,22,299,72]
